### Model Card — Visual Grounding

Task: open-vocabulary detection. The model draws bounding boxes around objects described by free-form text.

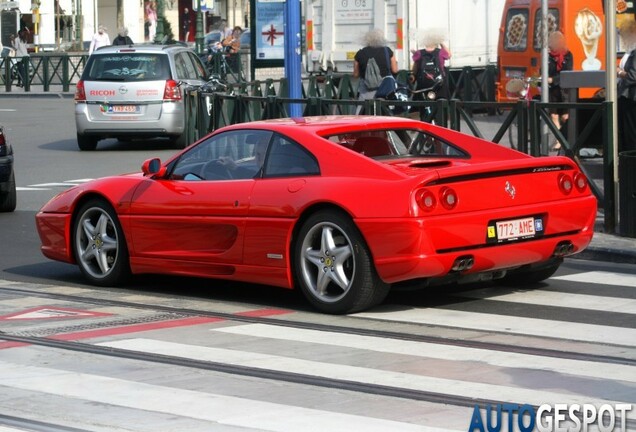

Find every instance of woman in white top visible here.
[12,31,29,87]
[89,25,111,54]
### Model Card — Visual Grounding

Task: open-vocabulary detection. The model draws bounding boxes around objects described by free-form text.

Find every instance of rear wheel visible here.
[0,172,17,212]
[77,134,98,151]
[500,259,562,285]
[293,210,389,314]
[172,132,188,149]
[73,199,130,286]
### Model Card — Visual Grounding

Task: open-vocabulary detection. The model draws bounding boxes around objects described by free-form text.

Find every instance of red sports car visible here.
[36,116,596,313]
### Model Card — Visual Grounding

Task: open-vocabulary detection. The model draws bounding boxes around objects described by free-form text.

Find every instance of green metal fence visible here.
[1,54,86,92]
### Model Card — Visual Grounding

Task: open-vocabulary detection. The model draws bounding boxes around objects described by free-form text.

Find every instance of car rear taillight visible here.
[163,80,181,101]
[416,189,437,212]
[558,173,573,195]
[574,172,587,192]
[440,187,458,210]
[0,130,5,147]
[75,80,86,101]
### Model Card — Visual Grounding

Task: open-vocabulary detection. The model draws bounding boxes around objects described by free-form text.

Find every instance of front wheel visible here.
[73,199,130,286]
[293,210,389,314]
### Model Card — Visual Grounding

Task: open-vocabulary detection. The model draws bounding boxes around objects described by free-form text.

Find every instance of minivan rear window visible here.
[503,8,529,52]
[84,54,171,81]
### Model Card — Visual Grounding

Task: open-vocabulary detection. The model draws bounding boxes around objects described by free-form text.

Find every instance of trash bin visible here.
[619,150,636,238]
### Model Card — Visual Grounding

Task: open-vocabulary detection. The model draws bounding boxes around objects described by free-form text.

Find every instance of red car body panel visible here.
[36,116,597,290]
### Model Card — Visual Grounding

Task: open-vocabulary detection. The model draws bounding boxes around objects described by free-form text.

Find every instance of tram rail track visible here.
[0,285,634,367]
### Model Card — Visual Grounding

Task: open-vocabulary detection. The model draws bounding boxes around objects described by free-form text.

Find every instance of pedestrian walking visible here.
[112,27,133,46]
[145,1,158,42]
[545,31,573,150]
[618,19,636,152]
[89,25,110,54]
[182,8,192,42]
[12,30,29,87]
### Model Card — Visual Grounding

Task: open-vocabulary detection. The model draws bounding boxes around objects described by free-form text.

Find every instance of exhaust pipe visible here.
[553,241,575,257]
[451,255,475,272]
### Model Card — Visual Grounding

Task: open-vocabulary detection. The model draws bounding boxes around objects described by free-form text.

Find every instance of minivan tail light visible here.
[163,80,181,101]
[75,80,86,101]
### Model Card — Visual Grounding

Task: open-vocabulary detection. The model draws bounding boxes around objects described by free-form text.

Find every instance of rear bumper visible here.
[75,101,185,138]
[357,195,596,284]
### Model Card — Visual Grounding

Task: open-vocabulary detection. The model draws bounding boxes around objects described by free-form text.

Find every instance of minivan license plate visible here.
[109,105,140,113]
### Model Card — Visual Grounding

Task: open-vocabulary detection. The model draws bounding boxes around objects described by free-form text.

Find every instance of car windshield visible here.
[324,129,467,159]
[84,54,171,81]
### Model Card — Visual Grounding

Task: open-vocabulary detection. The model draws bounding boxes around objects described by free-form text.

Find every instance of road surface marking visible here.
[552,271,636,287]
[97,338,631,408]
[213,324,636,383]
[456,289,636,314]
[0,360,438,432]
[353,308,636,346]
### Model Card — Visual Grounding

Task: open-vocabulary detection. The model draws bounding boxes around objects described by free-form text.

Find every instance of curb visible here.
[572,246,636,264]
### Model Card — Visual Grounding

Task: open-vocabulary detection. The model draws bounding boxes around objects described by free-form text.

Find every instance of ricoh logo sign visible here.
[468,403,632,432]
[89,89,116,96]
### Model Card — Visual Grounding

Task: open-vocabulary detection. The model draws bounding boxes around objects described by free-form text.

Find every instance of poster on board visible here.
[252,0,285,68]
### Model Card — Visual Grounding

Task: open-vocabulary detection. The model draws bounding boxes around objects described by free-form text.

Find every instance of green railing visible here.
[183,85,613,231]
[1,54,86,92]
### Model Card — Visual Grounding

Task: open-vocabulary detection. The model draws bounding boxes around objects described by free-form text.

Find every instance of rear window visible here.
[83,54,171,81]
[324,129,467,159]
[503,8,529,52]
[533,8,560,51]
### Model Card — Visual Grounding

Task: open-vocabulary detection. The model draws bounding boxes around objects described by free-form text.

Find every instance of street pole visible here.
[195,0,204,54]
[605,0,618,232]
[284,0,302,117]
[540,0,549,155]
[155,0,165,43]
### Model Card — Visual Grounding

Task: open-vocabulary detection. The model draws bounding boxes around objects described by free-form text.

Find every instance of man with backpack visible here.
[353,29,399,114]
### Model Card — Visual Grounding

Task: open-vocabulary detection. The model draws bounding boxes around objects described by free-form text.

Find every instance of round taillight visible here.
[558,173,573,195]
[416,189,437,212]
[574,172,587,192]
[440,187,458,210]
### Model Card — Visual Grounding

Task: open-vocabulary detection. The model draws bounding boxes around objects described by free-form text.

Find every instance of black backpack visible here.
[416,48,443,89]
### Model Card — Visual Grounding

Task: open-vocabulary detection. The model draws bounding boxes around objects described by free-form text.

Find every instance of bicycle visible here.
[506,76,540,150]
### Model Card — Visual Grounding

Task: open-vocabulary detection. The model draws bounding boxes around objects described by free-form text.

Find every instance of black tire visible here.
[172,132,188,149]
[77,134,98,151]
[0,172,17,213]
[293,210,390,314]
[73,199,130,286]
[500,259,562,286]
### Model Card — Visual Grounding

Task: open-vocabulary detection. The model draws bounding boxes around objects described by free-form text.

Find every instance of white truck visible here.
[304,0,506,73]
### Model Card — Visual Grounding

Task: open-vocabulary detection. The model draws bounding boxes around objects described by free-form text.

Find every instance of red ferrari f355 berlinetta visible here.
[36,116,596,313]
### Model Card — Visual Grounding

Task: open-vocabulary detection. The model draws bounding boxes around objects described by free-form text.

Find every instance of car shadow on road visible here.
[39,138,179,153]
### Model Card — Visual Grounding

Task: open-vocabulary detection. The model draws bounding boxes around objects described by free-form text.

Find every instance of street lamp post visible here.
[195,0,204,53]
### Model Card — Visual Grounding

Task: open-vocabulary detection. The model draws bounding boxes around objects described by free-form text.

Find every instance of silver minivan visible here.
[75,44,208,151]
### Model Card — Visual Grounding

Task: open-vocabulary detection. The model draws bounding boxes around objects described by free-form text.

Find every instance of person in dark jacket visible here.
[546,31,573,149]
[352,29,398,113]
[112,27,133,46]
[618,19,636,153]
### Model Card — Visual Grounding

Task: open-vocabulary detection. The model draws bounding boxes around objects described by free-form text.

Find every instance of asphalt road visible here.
[0,97,633,431]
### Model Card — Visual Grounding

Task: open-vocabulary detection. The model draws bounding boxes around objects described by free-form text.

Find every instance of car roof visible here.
[218,116,425,136]
[93,44,191,54]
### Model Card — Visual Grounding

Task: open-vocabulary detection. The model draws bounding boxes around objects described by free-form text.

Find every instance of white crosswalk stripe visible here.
[17,179,95,192]
[552,271,636,287]
[0,268,635,430]
[0,361,443,432]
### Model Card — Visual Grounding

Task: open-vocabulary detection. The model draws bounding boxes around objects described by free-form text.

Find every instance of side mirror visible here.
[141,158,166,178]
